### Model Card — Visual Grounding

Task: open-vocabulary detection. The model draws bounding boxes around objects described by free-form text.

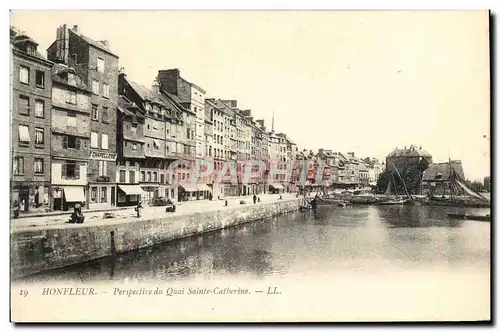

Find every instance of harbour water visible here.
[20,204,490,283]
[15,204,491,321]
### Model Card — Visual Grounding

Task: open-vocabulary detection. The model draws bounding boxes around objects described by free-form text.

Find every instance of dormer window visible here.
[145,102,151,111]
[26,44,36,56]
[67,72,76,86]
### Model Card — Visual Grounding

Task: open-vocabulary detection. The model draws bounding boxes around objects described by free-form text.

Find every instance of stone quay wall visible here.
[11,199,300,278]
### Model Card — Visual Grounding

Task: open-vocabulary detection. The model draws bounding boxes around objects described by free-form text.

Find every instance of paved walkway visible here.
[11,193,299,232]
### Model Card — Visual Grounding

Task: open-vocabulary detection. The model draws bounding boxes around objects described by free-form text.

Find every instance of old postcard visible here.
[9,10,491,322]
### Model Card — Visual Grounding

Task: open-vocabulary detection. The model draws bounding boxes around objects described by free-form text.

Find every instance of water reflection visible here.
[19,204,490,283]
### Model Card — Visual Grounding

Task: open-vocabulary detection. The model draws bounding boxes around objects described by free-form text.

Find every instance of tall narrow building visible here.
[158,69,211,200]
[48,24,120,209]
[50,63,92,211]
[11,27,53,214]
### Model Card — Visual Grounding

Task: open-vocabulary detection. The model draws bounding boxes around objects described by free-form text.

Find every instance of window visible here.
[160,174,165,184]
[27,45,36,56]
[90,132,98,148]
[19,66,29,84]
[34,128,44,145]
[131,123,137,134]
[62,161,79,179]
[98,161,108,176]
[102,107,109,123]
[141,171,145,182]
[34,158,44,174]
[66,91,77,104]
[35,100,44,118]
[90,187,97,202]
[152,172,158,182]
[146,172,151,182]
[13,157,24,175]
[35,70,45,88]
[119,170,126,183]
[101,134,108,150]
[92,104,98,120]
[67,73,76,86]
[129,171,135,183]
[132,142,137,151]
[97,57,105,73]
[100,187,108,202]
[102,83,110,98]
[66,112,77,127]
[92,80,99,95]
[19,95,30,115]
[63,135,80,150]
[18,125,30,144]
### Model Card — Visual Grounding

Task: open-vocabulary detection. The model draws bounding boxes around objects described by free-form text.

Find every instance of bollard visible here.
[225,200,228,207]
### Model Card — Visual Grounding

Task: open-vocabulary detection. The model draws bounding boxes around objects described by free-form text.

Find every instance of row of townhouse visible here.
[10,24,301,214]
[310,149,385,189]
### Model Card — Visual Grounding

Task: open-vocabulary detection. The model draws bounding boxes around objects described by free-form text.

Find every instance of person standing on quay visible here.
[135,202,143,218]
[253,194,257,204]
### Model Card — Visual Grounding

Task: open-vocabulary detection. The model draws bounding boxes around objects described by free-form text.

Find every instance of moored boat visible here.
[378,199,407,205]
[446,213,491,222]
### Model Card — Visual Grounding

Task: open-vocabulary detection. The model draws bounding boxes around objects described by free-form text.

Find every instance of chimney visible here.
[222,100,237,108]
[52,24,70,65]
[99,40,109,48]
[151,79,160,94]
[157,69,180,95]
[72,25,79,33]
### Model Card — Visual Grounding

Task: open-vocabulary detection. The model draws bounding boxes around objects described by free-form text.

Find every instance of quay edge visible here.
[11,199,300,279]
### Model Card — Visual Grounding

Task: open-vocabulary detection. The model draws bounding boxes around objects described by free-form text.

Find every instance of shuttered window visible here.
[62,161,79,179]
[62,135,80,150]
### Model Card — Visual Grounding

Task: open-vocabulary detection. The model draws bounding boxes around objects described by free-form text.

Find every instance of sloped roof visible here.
[387,146,432,158]
[127,80,167,107]
[117,95,145,118]
[11,34,49,62]
[52,63,90,92]
[68,28,118,58]
[422,161,465,181]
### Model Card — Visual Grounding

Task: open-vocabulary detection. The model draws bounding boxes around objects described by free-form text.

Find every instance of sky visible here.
[10,10,491,181]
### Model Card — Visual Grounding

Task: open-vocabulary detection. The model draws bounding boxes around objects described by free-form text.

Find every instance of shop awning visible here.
[270,183,284,190]
[197,184,211,191]
[63,186,85,202]
[180,183,198,192]
[18,125,30,143]
[119,184,146,196]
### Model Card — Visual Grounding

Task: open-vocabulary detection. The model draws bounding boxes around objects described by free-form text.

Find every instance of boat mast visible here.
[449,157,454,201]
[393,165,412,200]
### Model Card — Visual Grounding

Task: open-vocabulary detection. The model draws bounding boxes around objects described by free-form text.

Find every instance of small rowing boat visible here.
[378,199,407,205]
[446,213,491,222]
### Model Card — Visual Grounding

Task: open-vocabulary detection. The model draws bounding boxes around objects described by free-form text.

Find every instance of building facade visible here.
[48,24,120,209]
[11,28,53,213]
[116,92,147,206]
[50,63,91,210]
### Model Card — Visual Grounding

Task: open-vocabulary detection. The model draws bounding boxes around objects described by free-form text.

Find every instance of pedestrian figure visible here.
[310,197,317,211]
[253,194,257,204]
[279,195,283,200]
[165,198,176,213]
[135,202,143,218]
[13,200,19,219]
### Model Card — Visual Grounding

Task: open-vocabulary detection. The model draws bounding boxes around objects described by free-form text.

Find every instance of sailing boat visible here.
[427,159,490,208]
[378,166,411,205]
